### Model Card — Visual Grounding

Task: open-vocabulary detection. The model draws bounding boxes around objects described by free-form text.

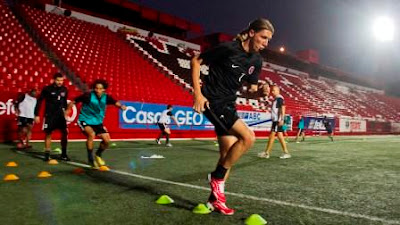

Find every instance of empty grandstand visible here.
[1,0,400,142]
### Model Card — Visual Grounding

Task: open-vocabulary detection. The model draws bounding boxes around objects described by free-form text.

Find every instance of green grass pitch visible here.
[1,136,399,225]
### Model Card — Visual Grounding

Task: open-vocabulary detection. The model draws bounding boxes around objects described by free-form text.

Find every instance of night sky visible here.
[132,0,400,89]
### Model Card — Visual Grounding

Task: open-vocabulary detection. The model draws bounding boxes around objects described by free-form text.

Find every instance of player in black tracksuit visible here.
[191,18,274,215]
[322,116,334,141]
[34,73,69,161]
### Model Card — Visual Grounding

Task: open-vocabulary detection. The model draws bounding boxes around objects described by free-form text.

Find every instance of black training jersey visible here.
[323,119,332,129]
[34,84,68,117]
[199,40,262,103]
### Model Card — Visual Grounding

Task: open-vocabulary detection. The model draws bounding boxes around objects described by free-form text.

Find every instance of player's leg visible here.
[44,133,52,161]
[25,123,33,148]
[59,128,69,160]
[156,132,164,144]
[83,126,97,167]
[207,135,236,196]
[16,124,25,149]
[329,131,334,141]
[259,121,279,158]
[277,131,291,158]
[258,131,275,158]
[284,131,289,142]
[217,135,238,180]
[218,119,255,168]
[95,132,110,166]
[98,133,110,155]
[295,129,301,143]
[206,135,237,211]
[209,120,254,192]
[208,120,254,215]
[164,128,172,146]
[301,130,305,141]
[156,123,164,144]
[43,116,54,161]
[266,132,276,155]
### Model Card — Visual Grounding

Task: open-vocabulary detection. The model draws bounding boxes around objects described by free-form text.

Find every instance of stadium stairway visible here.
[18,4,193,106]
[122,32,196,92]
[5,1,87,93]
[0,1,80,96]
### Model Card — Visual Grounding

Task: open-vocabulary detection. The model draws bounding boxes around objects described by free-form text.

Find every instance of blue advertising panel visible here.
[119,101,212,130]
[304,116,335,131]
[119,101,274,131]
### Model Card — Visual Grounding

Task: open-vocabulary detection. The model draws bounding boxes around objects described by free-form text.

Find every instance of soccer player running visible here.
[282,115,290,143]
[322,116,334,141]
[191,18,273,215]
[34,73,69,161]
[156,104,180,147]
[295,115,306,143]
[66,80,126,169]
[14,88,37,149]
[258,86,291,159]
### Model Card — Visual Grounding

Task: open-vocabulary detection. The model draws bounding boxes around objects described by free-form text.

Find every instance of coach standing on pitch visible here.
[34,73,70,162]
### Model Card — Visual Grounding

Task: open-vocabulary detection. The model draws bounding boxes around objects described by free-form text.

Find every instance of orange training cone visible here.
[38,171,52,178]
[3,174,19,181]
[73,168,85,174]
[48,159,59,165]
[99,165,110,171]
[6,161,18,167]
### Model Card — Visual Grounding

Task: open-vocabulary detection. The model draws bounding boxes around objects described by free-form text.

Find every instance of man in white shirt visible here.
[258,85,291,159]
[14,88,37,149]
[156,105,180,147]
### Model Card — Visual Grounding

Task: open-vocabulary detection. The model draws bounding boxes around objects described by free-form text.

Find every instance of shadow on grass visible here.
[84,169,198,211]
[12,149,199,212]
[167,158,268,183]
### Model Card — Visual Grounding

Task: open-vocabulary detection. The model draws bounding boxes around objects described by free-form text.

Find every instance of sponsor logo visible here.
[248,66,255,75]
[232,64,239,68]
[120,102,207,130]
[65,100,77,124]
[0,99,15,116]
[122,106,204,125]
[350,122,361,130]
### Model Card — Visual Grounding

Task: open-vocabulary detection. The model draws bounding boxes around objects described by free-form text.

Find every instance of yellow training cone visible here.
[3,174,19,181]
[6,161,18,167]
[245,214,268,225]
[99,166,110,171]
[48,159,58,165]
[38,171,52,178]
[192,203,212,214]
[156,195,174,205]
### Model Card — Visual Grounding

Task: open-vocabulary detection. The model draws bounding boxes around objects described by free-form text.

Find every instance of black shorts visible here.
[326,128,333,134]
[17,117,34,127]
[157,123,168,131]
[43,115,67,134]
[78,121,108,135]
[271,121,284,132]
[298,128,304,133]
[203,102,239,136]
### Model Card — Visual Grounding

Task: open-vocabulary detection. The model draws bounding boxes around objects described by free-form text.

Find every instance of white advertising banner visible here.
[390,123,400,133]
[339,118,367,132]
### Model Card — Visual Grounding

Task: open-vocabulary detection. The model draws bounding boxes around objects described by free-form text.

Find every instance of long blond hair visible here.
[235,18,275,42]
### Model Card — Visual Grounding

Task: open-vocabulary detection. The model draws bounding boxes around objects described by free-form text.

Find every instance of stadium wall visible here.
[2,92,398,142]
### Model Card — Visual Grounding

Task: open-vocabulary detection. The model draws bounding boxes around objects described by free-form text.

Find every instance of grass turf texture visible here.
[1,136,399,225]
